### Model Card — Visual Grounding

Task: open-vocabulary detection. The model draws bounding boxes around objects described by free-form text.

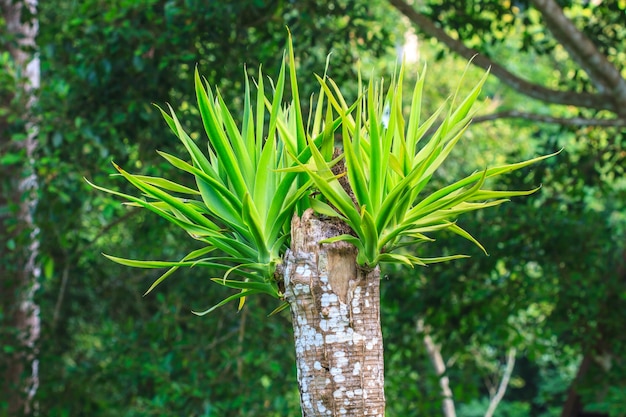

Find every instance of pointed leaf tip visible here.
[268,302,290,317]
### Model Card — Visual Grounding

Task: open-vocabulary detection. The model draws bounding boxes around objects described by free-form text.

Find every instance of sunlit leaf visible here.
[91,36,555,316]
[192,290,264,316]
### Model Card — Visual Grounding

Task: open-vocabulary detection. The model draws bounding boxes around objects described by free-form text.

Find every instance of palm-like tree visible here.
[90,35,554,416]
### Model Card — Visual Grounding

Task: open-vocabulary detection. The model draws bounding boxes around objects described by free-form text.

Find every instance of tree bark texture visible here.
[283,209,385,417]
[0,0,41,414]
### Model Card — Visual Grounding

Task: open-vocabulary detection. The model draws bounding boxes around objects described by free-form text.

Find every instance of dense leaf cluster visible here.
[2,0,625,415]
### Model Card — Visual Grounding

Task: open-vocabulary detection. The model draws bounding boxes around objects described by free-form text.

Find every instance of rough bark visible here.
[283,209,385,417]
[0,0,41,414]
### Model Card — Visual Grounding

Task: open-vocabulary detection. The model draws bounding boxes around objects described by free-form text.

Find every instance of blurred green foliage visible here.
[1,0,624,416]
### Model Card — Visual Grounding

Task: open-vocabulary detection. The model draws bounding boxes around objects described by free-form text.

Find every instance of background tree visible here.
[0,0,41,414]
[389,0,626,125]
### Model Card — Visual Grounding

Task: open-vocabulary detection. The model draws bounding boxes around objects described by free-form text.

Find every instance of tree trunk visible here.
[560,354,592,417]
[417,319,456,417]
[0,0,41,414]
[283,209,385,417]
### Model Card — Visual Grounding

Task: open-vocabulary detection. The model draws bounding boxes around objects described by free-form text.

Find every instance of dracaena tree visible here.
[89,35,554,417]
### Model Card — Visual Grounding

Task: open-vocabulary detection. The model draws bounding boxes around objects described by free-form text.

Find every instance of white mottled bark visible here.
[283,209,385,417]
[0,0,40,414]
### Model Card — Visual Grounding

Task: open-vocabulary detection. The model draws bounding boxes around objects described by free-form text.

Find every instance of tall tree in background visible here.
[389,0,626,125]
[0,0,40,415]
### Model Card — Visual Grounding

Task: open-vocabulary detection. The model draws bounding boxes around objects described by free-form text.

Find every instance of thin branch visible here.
[424,110,625,139]
[81,208,141,253]
[387,0,616,114]
[530,0,626,115]
[471,110,626,127]
[484,348,516,417]
[50,208,141,329]
[417,319,457,417]
[51,264,70,328]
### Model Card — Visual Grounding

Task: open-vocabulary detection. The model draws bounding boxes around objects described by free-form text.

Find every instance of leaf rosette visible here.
[89,35,555,313]
[297,64,557,268]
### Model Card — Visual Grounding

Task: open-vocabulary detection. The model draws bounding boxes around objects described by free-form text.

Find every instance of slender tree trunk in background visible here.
[560,354,591,417]
[417,319,457,417]
[283,209,385,417]
[0,0,40,414]
[484,348,516,417]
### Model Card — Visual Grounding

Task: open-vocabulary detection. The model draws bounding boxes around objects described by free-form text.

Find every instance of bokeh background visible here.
[1,1,625,416]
